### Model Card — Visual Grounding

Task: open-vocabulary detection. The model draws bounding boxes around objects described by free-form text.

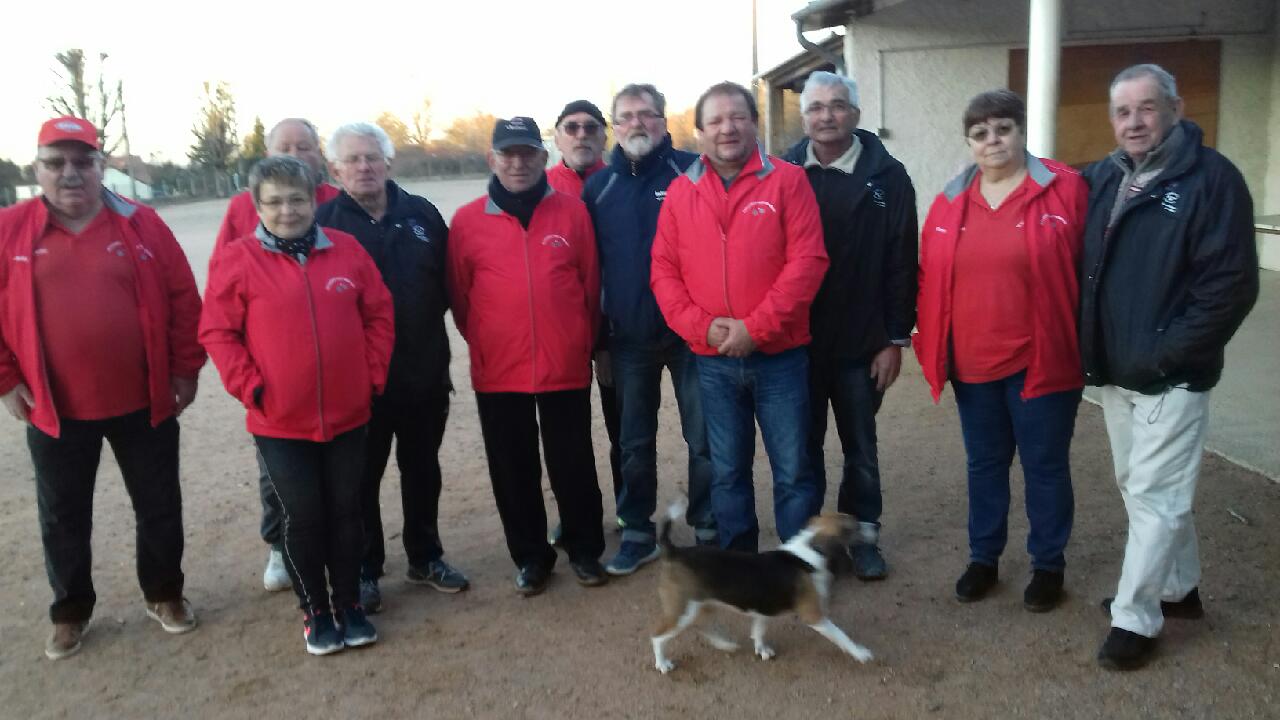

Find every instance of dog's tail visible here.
[657,496,688,555]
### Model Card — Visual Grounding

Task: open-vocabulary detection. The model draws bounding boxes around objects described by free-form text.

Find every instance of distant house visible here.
[774,0,1280,269]
[104,155,154,201]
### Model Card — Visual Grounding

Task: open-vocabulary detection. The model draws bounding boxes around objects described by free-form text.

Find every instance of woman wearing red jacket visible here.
[199,156,394,656]
[915,90,1086,613]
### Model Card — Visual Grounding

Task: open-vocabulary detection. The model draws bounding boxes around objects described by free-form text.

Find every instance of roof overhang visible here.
[791,0,910,32]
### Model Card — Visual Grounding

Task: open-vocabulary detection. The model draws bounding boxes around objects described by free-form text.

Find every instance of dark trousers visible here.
[361,395,449,580]
[598,377,622,500]
[952,371,1081,572]
[475,389,605,570]
[258,449,282,548]
[255,426,366,615]
[807,356,885,523]
[28,409,185,623]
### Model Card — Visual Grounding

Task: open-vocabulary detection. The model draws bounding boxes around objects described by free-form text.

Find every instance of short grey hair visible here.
[1109,64,1179,107]
[326,122,395,162]
[612,83,667,118]
[266,118,320,150]
[800,71,860,110]
[249,155,316,206]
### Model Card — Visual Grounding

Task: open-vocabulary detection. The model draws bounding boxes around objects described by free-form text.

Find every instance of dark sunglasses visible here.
[561,121,602,136]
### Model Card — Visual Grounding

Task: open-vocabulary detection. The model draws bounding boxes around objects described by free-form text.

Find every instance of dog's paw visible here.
[755,645,776,661]
[848,644,874,663]
[655,658,675,674]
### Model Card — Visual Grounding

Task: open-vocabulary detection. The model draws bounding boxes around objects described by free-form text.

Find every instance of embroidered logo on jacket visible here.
[1040,213,1068,226]
[106,241,127,257]
[872,187,887,208]
[134,244,154,261]
[325,277,357,293]
[654,190,667,202]
[409,221,431,243]
[542,234,570,248]
[741,201,777,216]
[1161,191,1180,214]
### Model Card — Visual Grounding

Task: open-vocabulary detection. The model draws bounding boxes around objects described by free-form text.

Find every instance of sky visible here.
[0,0,831,164]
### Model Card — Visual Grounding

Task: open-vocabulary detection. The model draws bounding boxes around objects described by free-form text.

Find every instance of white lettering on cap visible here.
[55,120,83,132]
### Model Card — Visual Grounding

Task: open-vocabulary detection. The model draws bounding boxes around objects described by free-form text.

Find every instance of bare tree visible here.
[47,49,124,154]
[409,98,433,150]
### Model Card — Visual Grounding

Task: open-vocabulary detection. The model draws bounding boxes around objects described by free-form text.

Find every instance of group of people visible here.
[0,62,1257,670]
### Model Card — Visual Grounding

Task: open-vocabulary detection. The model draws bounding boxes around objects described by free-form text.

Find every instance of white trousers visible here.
[1100,385,1210,638]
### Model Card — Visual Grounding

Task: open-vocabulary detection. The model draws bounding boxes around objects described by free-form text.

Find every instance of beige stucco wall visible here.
[843,0,1276,218]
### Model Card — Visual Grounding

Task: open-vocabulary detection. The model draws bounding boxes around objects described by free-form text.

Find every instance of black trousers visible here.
[361,395,449,580]
[258,449,282,548]
[255,426,366,615]
[475,389,605,570]
[28,409,185,623]
[598,377,622,501]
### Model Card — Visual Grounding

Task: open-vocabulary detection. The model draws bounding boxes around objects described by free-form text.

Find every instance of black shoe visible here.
[955,562,998,603]
[570,558,608,587]
[1023,570,1064,613]
[340,605,378,648]
[1101,587,1204,620]
[515,564,551,597]
[1097,627,1156,671]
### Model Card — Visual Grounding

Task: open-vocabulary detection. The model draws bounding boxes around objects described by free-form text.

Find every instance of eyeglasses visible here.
[339,153,385,166]
[259,196,312,210]
[966,120,1019,143]
[613,110,662,125]
[560,121,601,136]
[803,101,853,116]
[38,156,97,172]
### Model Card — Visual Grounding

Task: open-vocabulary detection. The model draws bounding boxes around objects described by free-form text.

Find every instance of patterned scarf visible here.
[262,223,318,263]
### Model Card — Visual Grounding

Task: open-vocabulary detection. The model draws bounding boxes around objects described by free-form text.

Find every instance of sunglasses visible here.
[38,156,98,172]
[966,120,1019,143]
[560,121,602,136]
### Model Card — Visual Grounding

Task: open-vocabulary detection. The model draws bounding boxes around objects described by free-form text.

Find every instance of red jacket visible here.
[915,155,1087,402]
[650,146,828,356]
[0,193,205,437]
[199,226,395,441]
[447,187,600,394]
[213,184,340,255]
[546,160,604,198]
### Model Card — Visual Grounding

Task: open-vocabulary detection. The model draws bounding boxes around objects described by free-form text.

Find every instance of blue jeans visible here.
[696,347,818,552]
[952,371,1081,572]
[807,356,884,523]
[613,339,716,542]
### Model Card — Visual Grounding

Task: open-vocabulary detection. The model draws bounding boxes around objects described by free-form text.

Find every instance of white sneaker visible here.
[263,549,291,592]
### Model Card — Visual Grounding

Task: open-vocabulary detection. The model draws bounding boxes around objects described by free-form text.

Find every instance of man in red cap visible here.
[0,117,206,660]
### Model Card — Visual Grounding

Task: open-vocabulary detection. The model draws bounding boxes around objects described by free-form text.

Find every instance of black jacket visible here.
[782,130,918,364]
[583,134,698,348]
[1080,120,1258,393]
[316,180,452,402]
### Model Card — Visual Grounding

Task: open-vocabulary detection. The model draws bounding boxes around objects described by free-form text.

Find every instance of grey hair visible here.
[612,83,667,118]
[1109,64,1179,107]
[800,71,860,110]
[266,118,320,150]
[248,155,316,206]
[326,122,395,162]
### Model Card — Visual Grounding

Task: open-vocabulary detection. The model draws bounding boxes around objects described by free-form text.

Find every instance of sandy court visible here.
[0,178,1276,719]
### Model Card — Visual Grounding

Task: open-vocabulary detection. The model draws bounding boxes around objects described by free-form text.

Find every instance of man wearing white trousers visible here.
[1079,63,1259,671]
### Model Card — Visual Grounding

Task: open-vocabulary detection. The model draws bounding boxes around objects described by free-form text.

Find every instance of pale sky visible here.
[0,0,832,164]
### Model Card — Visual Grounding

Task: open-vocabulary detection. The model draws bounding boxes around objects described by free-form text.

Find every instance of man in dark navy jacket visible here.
[317,122,468,613]
[583,84,715,575]
[783,71,917,580]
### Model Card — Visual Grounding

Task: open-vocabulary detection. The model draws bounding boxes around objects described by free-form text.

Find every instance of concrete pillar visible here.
[843,25,855,78]
[1026,0,1062,157]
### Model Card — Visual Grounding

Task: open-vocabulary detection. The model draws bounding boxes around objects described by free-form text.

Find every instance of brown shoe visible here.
[45,621,89,660]
[146,598,198,634]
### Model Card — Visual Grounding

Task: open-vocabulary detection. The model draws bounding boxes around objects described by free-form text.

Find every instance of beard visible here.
[621,133,655,159]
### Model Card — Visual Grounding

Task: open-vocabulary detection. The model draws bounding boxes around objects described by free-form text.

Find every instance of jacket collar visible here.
[942,151,1056,202]
[685,141,772,186]
[334,180,404,221]
[608,134,681,177]
[255,223,333,254]
[484,181,555,215]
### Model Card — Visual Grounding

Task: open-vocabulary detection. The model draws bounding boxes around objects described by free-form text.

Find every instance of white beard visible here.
[621,133,655,159]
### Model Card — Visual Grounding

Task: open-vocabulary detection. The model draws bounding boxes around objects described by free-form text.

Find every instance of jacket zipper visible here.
[720,228,734,317]
[521,225,538,389]
[300,262,327,439]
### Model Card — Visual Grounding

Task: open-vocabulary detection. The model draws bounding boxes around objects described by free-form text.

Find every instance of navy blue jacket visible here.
[316,181,452,402]
[583,135,697,348]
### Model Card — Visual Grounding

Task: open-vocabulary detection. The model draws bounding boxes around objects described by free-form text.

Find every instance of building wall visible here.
[845,0,1276,217]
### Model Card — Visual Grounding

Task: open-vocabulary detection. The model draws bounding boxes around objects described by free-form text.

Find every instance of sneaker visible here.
[515,564,551,597]
[263,548,291,592]
[1023,570,1065,613]
[955,562,999,603]
[45,620,89,661]
[359,578,383,615]
[145,598,198,634]
[340,606,378,648]
[1102,587,1204,620]
[303,611,344,656]
[694,533,720,548]
[406,559,470,593]
[1097,627,1156,671]
[850,544,888,581]
[571,558,609,587]
[605,540,660,576]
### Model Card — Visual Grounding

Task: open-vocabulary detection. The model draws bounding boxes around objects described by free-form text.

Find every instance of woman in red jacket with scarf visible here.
[915,90,1086,613]
[200,156,394,656]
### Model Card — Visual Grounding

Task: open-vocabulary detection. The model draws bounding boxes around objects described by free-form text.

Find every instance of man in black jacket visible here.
[783,71,917,580]
[317,122,469,613]
[1082,65,1258,671]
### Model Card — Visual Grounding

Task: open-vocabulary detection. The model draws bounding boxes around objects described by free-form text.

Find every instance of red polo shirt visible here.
[34,208,149,419]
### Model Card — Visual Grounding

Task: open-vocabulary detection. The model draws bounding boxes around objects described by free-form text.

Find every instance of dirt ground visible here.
[0,180,1276,719]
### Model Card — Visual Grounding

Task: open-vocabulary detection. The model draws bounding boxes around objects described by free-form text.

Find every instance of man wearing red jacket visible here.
[651,82,829,552]
[0,117,205,660]
[448,116,607,595]
[211,117,340,592]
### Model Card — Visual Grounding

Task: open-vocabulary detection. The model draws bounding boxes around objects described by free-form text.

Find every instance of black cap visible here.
[555,100,606,128]
[492,116,543,151]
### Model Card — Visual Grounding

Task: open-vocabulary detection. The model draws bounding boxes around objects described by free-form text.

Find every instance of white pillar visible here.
[1026,0,1062,157]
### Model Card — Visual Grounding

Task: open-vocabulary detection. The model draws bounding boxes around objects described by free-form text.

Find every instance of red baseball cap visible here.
[38,116,100,150]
